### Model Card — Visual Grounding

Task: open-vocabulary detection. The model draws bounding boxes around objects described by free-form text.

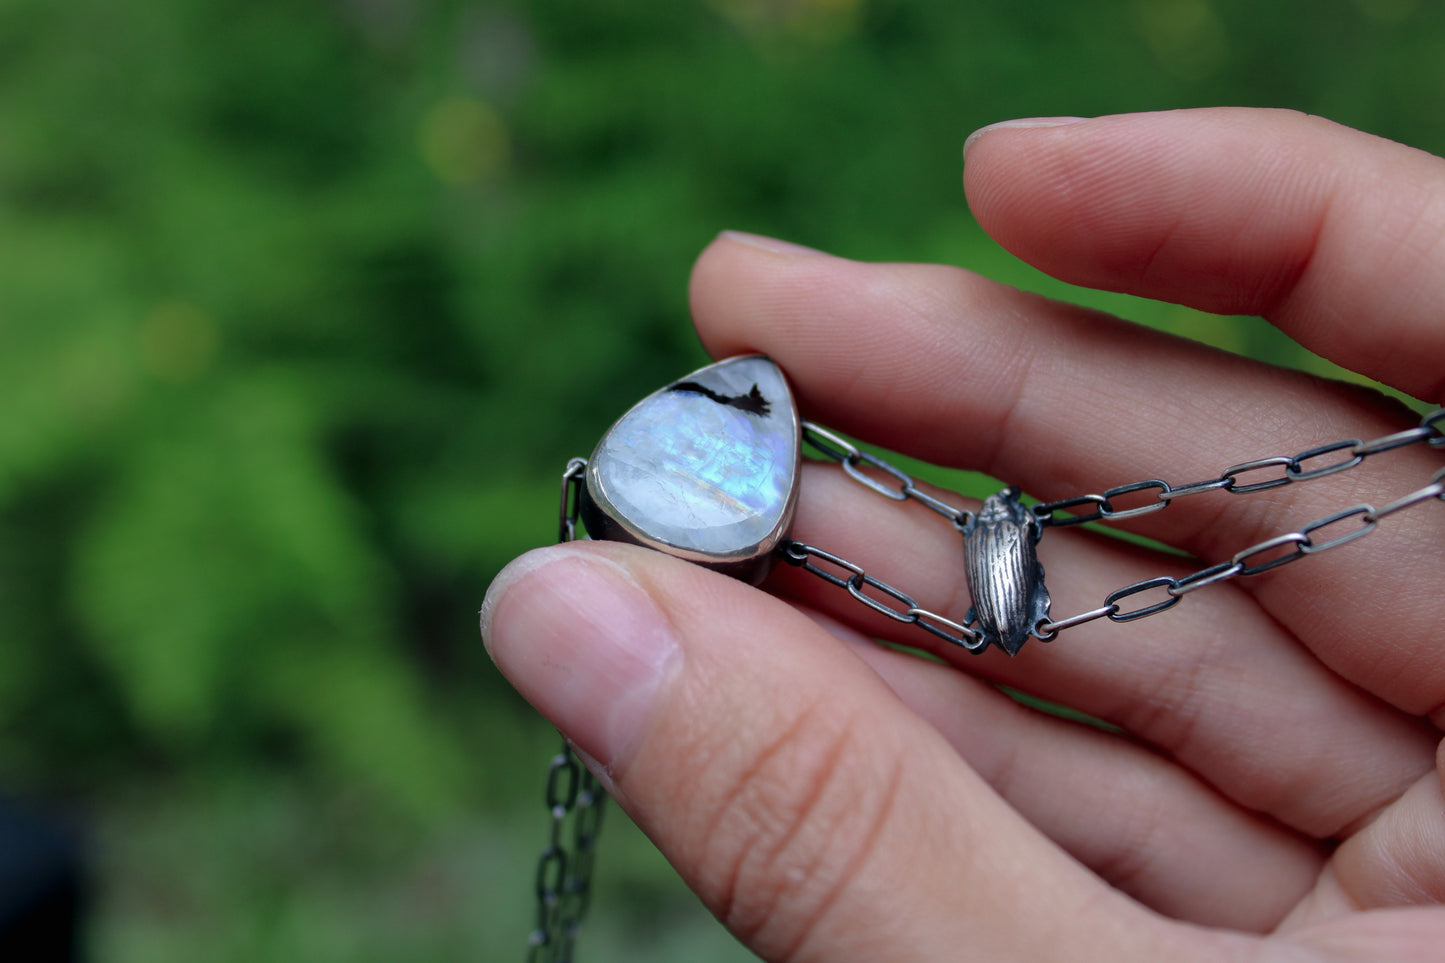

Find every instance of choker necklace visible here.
[525,354,1445,960]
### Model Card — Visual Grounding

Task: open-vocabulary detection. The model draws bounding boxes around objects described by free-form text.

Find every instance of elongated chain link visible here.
[558,457,588,543]
[797,410,1445,646]
[801,423,977,528]
[525,460,606,963]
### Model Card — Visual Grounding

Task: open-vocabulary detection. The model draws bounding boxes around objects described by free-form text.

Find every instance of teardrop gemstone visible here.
[581,356,800,583]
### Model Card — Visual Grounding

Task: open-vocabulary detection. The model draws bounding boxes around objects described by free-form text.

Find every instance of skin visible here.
[481,108,1445,961]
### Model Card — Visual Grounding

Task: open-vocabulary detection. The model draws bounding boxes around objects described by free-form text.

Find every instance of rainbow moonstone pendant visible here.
[579,356,801,584]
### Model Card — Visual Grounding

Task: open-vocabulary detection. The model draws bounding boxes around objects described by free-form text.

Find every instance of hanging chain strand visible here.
[526,459,607,963]
[793,411,1445,648]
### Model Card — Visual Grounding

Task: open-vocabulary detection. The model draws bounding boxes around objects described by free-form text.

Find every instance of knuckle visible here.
[672,702,903,956]
[1089,788,1169,897]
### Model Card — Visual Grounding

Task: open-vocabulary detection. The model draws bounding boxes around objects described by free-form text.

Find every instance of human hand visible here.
[482,108,1445,961]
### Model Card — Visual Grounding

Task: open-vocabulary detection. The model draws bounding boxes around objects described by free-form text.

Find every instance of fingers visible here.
[689,231,1445,720]
[481,541,1218,962]
[963,108,1445,403]
[1311,743,1445,917]
[1281,907,1445,963]
[828,623,1324,931]
[1283,755,1445,955]
[775,463,1439,840]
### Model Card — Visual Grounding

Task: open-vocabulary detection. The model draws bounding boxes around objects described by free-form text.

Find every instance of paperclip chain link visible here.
[800,422,976,528]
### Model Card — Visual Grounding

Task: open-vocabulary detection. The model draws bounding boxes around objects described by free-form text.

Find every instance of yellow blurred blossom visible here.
[139,300,221,384]
[419,96,510,185]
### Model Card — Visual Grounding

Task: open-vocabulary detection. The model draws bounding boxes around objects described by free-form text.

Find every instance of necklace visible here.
[525,354,1445,960]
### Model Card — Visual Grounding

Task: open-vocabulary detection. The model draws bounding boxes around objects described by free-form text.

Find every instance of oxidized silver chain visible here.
[524,458,607,963]
[791,409,1445,648]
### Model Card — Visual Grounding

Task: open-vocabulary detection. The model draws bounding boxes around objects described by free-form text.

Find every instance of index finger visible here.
[963,107,1445,403]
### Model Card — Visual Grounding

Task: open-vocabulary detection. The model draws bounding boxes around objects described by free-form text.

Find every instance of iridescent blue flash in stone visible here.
[581,356,800,583]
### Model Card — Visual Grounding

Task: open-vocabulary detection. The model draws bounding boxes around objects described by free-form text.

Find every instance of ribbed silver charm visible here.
[962,487,1051,655]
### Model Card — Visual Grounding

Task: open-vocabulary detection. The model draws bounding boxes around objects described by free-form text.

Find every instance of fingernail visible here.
[963,116,1088,160]
[719,230,824,256]
[481,545,680,769]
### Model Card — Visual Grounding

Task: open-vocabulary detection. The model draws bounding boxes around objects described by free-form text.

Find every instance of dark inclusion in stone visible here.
[667,380,771,416]
[581,356,800,583]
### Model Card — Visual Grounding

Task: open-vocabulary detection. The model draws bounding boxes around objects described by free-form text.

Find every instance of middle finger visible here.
[773,461,1439,839]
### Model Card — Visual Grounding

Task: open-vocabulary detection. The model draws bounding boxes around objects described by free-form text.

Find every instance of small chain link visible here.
[525,460,607,963]
[558,458,587,543]
[802,422,975,528]
[791,409,1444,646]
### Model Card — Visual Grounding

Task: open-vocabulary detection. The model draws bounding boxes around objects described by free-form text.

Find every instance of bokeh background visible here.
[3,0,1443,960]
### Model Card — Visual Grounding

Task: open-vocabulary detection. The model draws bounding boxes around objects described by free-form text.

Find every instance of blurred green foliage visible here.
[3,0,1445,959]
